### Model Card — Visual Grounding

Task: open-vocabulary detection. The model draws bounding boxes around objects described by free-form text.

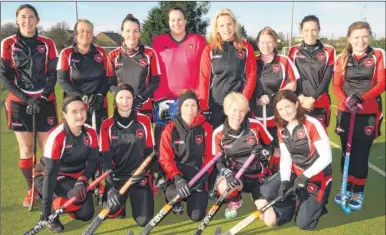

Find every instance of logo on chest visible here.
[317,52,326,61]
[139,59,148,67]
[65,143,73,149]
[47,116,56,126]
[317,115,325,123]
[364,58,374,67]
[236,51,245,59]
[195,135,203,145]
[111,134,118,140]
[307,182,318,193]
[296,129,306,139]
[136,129,145,139]
[84,136,90,146]
[174,139,185,145]
[186,44,193,51]
[223,144,232,149]
[212,54,222,59]
[272,64,281,73]
[247,136,256,145]
[364,126,374,136]
[94,54,103,63]
[37,45,46,53]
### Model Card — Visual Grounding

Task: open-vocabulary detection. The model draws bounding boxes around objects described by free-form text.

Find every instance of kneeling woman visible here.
[99,84,155,226]
[34,95,99,233]
[255,90,332,230]
[213,92,273,219]
[159,90,213,221]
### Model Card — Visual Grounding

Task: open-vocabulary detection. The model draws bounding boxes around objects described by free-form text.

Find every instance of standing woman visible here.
[288,15,335,128]
[213,92,273,219]
[100,84,155,226]
[251,27,299,172]
[1,4,59,207]
[57,18,111,133]
[33,95,99,232]
[199,8,257,129]
[333,22,385,210]
[159,90,213,221]
[255,90,332,230]
[108,14,161,119]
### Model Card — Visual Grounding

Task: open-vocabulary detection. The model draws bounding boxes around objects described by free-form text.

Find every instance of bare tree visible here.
[0,23,18,41]
[45,21,72,50]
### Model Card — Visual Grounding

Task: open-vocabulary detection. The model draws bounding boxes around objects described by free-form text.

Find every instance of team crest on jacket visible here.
[247,136,255,145]
[296,129,306,139]
[94,54,103,63]
[195,135,203,145]
[84,137,90,146]
[364,58,374,67]
[364,126,374,136]
[136,129,145,139]
[236,51,245,59]
[140,177,148,186]
[317,52,326,61]
[37,45,46,53]
[317,115,325,123]
[65,143,73,149]
[273,64,281,73]
[139,59,148,67]
[47,116,56,125]
[307,183,318,193]
[187,44,193,50]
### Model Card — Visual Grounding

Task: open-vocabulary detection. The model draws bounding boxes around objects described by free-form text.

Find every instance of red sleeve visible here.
[43,126,65,160]
[327,47,336,66]
[99,118,113,152]
[1,38,12,61]
[283,56,299,87]
[288,46,296,61]
[212,127,224,155]
[332,56,347,103]
[242,42,257,100]
[250,119,273,145]
[46,38,58,59]
[199,45,212,110]
[57,48,69,71]
[138,114,154,148]
[150,47,161,76]
[88,127,99,148]
[362,49,386,101]
[159,123,182,180]
[202,121,214,174]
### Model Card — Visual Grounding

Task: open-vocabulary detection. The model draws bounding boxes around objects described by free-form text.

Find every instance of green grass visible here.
[1,84,385,235]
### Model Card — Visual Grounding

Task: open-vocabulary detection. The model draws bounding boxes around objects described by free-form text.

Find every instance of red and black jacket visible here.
[252,52,299,127]
[289,40,335,108]
[0,30,58,102]
[108,43,161,109]
[159,114,213,181]
[213,118,272,174]
[199,41,257,110]
[100,110,154,179]
[333,46,385,114]
[41,122,99,212]
[57,43,111,97]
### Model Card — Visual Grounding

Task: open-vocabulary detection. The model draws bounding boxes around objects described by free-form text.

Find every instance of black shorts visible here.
[85,106,108,134]
[307,107,330,128]
[335,110,383,140]
[5,93,58,132]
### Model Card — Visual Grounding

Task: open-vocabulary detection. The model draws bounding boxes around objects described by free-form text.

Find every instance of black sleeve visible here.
[108,75,118,93]
[139,74,160,100]
[42,58,58,98]
[82,147,99,179]
[95,74,109,96]
[312,65,333,100]
[0,59,29,102]
[102,150,113,172]
[215,156,227,173]
[42,157,60,212]
[57,69,80,95]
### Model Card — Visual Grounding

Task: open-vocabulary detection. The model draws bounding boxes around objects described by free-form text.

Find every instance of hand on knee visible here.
[190,210,205,222]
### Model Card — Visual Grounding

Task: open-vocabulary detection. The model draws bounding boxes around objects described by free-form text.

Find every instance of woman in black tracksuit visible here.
[100,83,155,226]
[57,18,110,133]
[33,95,99,233]
[159,90,213,221]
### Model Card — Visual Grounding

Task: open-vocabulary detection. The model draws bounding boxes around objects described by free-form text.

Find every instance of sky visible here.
[1,1,385,39]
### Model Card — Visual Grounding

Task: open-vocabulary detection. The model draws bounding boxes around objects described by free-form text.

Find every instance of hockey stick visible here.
[262,104,267,129]
[82,151,156,235]
[91,111,102,208]
[340,112,356,214]
[195,151,268,235]
[23,170,111,235]
[218,186,296,235]
[135,151,224,235]
[28,114,37,211]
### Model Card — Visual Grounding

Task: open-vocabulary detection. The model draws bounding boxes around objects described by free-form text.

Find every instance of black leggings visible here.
[34,175,95,221]
[165,183,208,222]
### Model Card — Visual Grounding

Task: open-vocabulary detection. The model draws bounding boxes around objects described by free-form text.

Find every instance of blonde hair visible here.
[256,26,278,43]
[209,8,244,51]
[340,21,372,74]
[223,92,249,115]
[73,18,94,38]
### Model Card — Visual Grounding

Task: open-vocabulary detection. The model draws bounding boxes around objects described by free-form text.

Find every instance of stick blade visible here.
[127,230,134,235]
[215,227,222,235]
[82,214,104,235]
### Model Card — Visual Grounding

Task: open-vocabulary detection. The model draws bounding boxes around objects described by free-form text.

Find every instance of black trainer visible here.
[47,216,64,233]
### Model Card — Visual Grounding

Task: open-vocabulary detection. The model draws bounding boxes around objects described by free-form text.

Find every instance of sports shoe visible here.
[225,199,243,219]
[47,216,64,233]
[23,188,38,207]
[349,192,364,211]
[172,202,184,216]
[334,190,352,205]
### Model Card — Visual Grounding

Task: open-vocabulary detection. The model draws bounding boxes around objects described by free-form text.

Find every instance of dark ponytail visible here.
[121,14,140,31]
